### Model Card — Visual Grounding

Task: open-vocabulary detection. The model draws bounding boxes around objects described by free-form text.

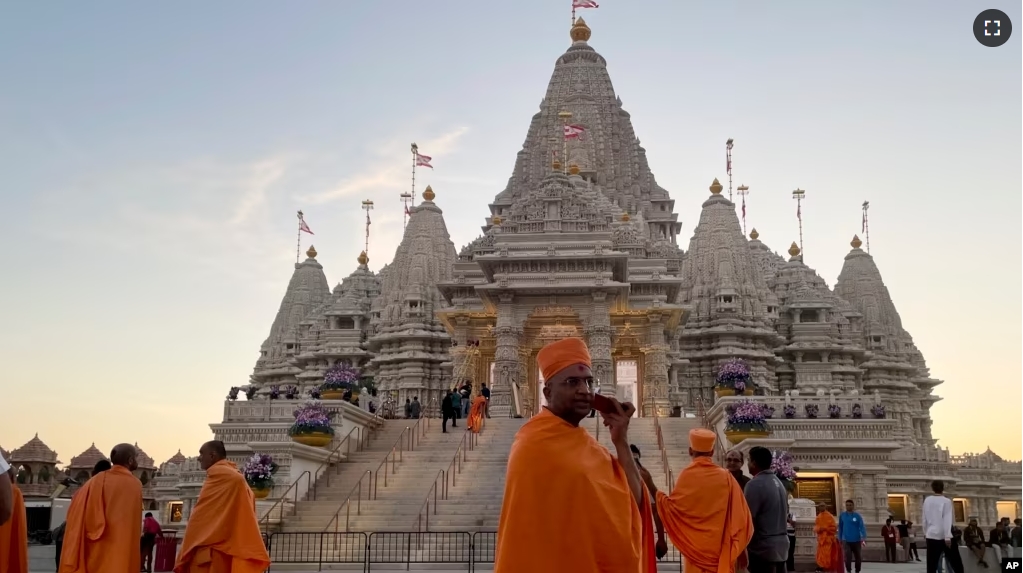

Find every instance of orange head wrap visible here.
[689,428,716,453]
[536,337,592,383]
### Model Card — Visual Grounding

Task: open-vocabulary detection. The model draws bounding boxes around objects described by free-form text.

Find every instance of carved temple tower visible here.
[367,186,457,414]
[437,18,685,418]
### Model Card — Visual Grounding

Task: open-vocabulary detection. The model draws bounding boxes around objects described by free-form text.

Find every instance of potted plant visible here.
[851,404,863,419]
[715,358,755,397]
[771,450,798,495]
[804,404,819,419]
[321,363,360,400]
[783,404,797,419]
[268,385,281,400]
[827,404,842,419]
[724,399,771,444]
[244,386,258,400]
[308,387,322,400]
[288,400,335,447]
[283,385,299,400]
[243,453,278,500]
[227,387,240,401]
[870,404,886,419]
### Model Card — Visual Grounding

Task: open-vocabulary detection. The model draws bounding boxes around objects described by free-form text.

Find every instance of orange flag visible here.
[174,460,270,573]
[655,456,753,573]
[495,408,656,572]
[59,465,143,573]
[0,486,28,573]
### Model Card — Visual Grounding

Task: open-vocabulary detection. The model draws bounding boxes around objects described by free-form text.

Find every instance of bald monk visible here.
[59,443,143,573]
[640,428,754,573]
[175,441,270,573]
[0,468,27,573]
[495,337,657,573]
[466,395,487,433]
[814,504,843,573]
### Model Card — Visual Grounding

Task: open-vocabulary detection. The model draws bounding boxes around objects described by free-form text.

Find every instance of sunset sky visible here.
[1,1,1019,465]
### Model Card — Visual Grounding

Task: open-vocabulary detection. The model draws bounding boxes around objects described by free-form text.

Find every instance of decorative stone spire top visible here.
[570,17,591,43]
[492,215,503,226]
[422,185,435,202]
[568,163,580,175]
[69,443,107,469]
[552,158,562,171]
[9,434,60,464]
[357,251,369,266]
[709,178,723,195]
[749,228,759,240]
[850,234,863,249]
[620,212,631,222]
[788,242,801,258]
[306,245,317,259]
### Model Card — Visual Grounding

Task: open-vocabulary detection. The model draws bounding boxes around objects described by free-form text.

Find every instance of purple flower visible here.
[308,387,322,399]
[284,385,299,400]
[804,404,819,419]
[783,404,797,419]
[716,358,752,392]
[244,386,258,400]
[268,385,281,400]
[871,404,886,419]
[227,387,240,401]
[726,399,771,431]
[851,404,863,419]
[322,363,360,391]
[827,404,842,418]
[770,450,798,481]
[243,453,278,488]
[288,400,336,436]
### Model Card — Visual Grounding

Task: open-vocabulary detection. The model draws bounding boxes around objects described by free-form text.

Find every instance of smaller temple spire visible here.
[568,163,580,175]
[492,215,503,226]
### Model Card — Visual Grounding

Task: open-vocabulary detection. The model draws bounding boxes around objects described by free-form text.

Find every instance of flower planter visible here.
[715,387,736,398]
[290,432,333,448]
[724,428,770,445]
[251,487,271,499]
[743,388,755,396]
[320,390,345,400]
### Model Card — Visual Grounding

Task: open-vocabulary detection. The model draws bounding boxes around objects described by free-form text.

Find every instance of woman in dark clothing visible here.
[725,449,751,490]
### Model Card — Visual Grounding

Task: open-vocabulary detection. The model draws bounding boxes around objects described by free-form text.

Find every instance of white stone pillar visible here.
[586,291,615,397]
[491,293,520,417]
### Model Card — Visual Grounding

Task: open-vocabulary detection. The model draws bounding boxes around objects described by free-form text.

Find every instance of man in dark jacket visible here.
[441,391,456,432]
[744,447,790,573]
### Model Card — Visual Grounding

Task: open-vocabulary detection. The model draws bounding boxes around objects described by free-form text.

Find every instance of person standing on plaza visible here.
[881,518,899,562]
[921,480,965,573]
[744,447,790,573]
[836,500,866,573]
[725,449,751,491]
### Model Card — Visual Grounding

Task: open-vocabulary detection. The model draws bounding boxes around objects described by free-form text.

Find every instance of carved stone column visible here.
[586,291,615,396]
[491,292,520,418]
[641,312,672,417]
[449,315,471,387]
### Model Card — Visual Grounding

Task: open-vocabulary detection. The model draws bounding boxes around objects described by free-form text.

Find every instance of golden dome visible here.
[850,234,862,249]
[552,159,562,171]
[570,17,591,43]
[620,212,631,222]
[492,215,503,226]
[357,251,369,265]
[709,178,723,195]
[306,245,318,259]
[749,228,759,240]
[422,185,435,202]
[568,163,580,175]
[788,242,801,257]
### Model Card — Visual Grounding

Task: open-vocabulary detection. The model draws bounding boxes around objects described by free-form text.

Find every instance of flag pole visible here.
[361,200,374,255]
[792,189,805,259]
[401,192,413,229]
[296,210,303,264]
[410,143,418,207]
[862,200,870,253]
[737,185,750,236]
[726,138,734,202]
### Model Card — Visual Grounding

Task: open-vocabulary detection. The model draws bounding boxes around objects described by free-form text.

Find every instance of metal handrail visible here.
[653,415,673,489]
[415,469,447,533]
[373,416,430,498]
[309,426,364,500]
[257,470,310,533]
[324,469,371,533]
[414,412,484,531]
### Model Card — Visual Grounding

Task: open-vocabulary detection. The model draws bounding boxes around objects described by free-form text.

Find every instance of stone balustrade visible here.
[708,394,889,427]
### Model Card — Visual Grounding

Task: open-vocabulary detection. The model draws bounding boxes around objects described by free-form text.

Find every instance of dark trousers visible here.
[141,534,156,572]
[484,398,491,418]
[54,544,62,569]
[910,542,921,561]
[885,541,898,562]
[442,411,456,431]
[749,553,787,573]
[926,539,964,573]
[843,541,862,573]
[787,535,797,571]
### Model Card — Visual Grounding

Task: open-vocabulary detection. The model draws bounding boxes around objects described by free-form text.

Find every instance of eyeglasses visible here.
[563,377,595,388]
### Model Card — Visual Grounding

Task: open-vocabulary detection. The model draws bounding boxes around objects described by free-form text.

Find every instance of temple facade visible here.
[228,17,1019,526]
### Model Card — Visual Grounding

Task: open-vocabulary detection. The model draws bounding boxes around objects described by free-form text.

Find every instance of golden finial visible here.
[709,178,723,195]
[749,228,759,240]
[422,185,435,202]
[850,234,862,249]
[357,251,369,265]
[306,245,318,259]
[620,212,631,222]
[788,242,801,257]
[568,163,580,175]
[492,215,503,226]
[570,17,591,43]
[552,159,562,171]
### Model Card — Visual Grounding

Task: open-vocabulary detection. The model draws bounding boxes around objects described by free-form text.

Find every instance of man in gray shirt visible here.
[744,446,790,573]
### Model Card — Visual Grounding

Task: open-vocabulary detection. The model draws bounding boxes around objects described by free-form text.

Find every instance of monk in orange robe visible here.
[175,440,271,573]
[0,468,27,573]
[466,395,487,433]
[495,337,658,573]
[814,504,843,573]
[640,428,753,573]
[59,443,143,573]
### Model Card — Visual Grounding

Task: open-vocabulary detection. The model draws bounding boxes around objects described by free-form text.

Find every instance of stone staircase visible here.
[282,417,466,533]
[658,416,705,479]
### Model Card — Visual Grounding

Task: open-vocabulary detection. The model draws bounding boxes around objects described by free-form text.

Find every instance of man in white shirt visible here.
[0,453,12,526]
[921,480,964,573]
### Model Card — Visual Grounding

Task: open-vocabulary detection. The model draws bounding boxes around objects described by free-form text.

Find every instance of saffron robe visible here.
[495,408,657,573]
[814,511,843,572]
[59,465,143,573]
[467,396,487,433]
[174,460,270,573]
[655,457,753,573]
[0,486,28,573]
